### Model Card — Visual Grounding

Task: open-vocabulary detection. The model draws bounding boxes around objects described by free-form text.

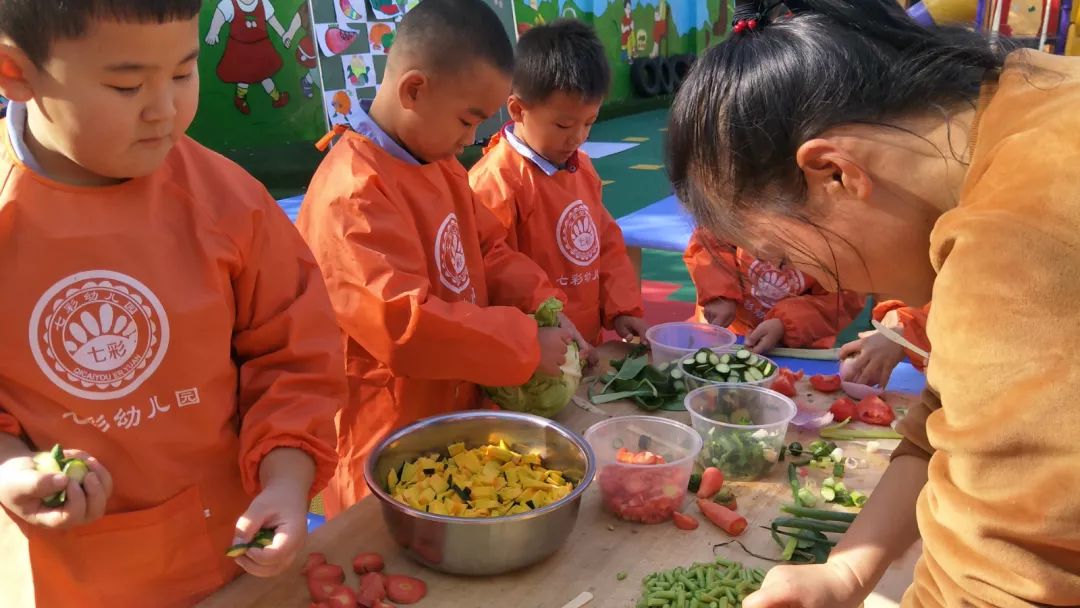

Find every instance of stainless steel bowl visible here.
[365,411,596,576]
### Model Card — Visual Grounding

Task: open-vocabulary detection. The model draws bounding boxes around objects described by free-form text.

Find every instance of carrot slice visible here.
[307,563,344,583]
[697,498,747,536]
[386,574,428,604]
[672,511,699,531]
[353,552,386,574]
[696,467,724,499]
[301,552,328,576]
[325,585,357,608]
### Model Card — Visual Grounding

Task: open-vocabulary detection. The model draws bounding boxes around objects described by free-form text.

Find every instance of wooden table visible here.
[199,346,921,608]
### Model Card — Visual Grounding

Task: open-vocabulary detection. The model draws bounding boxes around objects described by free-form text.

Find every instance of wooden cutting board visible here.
[198,344,922,608]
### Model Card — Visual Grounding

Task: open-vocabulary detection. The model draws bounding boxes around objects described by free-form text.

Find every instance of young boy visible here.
[0,3,344,606]
[684,229,865,353]
[297,0,573,517]
[469,20,645,347]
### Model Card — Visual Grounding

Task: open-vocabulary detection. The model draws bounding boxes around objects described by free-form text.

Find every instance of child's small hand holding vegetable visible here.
[232,448,314,577]
[0,441,112,530]
[746,318,785,354]
[742,560,865,608]
[839,331,906,387]
[536,326,573,376]
[612,315,648,344]
[702,297,737,327]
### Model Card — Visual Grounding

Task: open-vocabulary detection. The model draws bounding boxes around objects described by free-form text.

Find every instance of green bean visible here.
[778,504,858,523]
[772,517,850,534]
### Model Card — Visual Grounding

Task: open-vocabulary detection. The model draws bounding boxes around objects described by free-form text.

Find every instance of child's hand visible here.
[742,560,865,608]
[0,450,112,529]
[537,326,573,376]
[702,298,737,327]
[613,315,648,344]
[838,331,906,387]
[557,312,593,359]
[232,479,309,577]
[746,318,784,354]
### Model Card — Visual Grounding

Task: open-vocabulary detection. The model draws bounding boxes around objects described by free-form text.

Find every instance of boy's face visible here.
[397,62,510,163]
[509,91,602,166]
[2,17,200,184]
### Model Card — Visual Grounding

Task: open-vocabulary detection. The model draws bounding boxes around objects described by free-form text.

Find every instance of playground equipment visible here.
[906,0,1075,53]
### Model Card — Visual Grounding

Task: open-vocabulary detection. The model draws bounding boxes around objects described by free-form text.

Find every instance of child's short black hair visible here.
[0,0,202,66]
[513,20,610,104]
[393,0,514,76]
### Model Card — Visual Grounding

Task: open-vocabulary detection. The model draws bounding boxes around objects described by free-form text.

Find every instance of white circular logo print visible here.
[748,260,806,308]
[435,214,471,294]
[29,271,170,401]
[556,200,600,267]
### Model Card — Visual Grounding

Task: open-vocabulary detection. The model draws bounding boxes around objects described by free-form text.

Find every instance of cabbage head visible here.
[483,297,583,418]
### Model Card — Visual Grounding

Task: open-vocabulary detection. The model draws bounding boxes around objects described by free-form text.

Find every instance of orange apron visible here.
[0,130,342,607]
[470,130,643,345]
[684,230,865,348]
[297,132,560,516]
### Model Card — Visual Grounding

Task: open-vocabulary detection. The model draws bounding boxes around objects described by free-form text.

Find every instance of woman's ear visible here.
[0,45,34,102]
[796,138,873,202]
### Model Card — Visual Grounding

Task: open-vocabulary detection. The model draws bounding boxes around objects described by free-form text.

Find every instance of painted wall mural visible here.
[189,0,728,155]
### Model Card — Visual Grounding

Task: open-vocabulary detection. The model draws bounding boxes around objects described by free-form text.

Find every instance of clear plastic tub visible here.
[679,352,780,392]
[583,416,702,524]
[646,322,737,364]
[685,384,796,481]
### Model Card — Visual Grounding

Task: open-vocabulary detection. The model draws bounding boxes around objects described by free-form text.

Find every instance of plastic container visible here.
[685,385,796,481]
[646,322,737,364]
[583,416,702,524]
[679,352,780,392]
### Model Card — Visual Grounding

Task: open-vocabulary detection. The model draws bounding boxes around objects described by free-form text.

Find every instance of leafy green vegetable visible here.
[483,297,582,418]
[589,347,686,411]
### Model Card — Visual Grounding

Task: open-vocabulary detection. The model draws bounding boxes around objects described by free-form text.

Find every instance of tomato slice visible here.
[771,375,797,397]
[856,395,896,426]
[809,374,843,393]
[778,367,804,383]
[828,397,857,422]
[352,552,385,574]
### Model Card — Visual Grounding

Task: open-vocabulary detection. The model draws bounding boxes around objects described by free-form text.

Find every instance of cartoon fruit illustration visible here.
[339,0,363,20]
[331,90,352,117]
[369,23,394,51]
[346,56,370,86]
[324,27,359,55]
[370,0,401,17]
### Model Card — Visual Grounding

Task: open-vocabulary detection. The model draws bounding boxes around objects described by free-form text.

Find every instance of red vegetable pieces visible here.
[829,397,857,422]
[856,395,896,426]
[809,374,842,393]
[357,572,388,607]
[325,586,357,608]
[696,467,724,499]
[353,552,386,574]
[386,575,428,604]
[673,511,700,531]
[301,552,328,576]
[771,375,797,397]
[697,498,747,536]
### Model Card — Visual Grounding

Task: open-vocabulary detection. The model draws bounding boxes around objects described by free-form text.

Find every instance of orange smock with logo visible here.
[297,120,562,517]
[0,122,343,607]
[469,127,643,346]
[684,229,865,348]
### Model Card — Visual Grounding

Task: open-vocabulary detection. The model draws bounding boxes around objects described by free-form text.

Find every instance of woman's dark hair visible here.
[667,0,1009,243]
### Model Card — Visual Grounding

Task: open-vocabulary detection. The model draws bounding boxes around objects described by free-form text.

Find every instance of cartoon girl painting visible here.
[284,2,318,98]
[205,0,291,115]
[650,0,668,57]
[620,0,635,63]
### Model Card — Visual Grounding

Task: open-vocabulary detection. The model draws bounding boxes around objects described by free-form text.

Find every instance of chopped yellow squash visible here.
[388,441,575,518]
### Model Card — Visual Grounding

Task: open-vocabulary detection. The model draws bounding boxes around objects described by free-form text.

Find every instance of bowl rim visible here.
[582,415,704,468]
[684,384,798,431]
[644,321,737,353]
[678,351,780,386]
[364,410,596,525]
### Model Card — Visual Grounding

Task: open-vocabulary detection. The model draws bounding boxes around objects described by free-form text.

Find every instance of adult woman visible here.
[667,1,1080,606]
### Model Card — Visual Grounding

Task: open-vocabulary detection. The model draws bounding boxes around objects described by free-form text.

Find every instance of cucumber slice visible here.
[748,354,760,366]
[727,374,740,383]
[695,351,710,365]
[729,363,746,371]
[735,349,751,360]
[225,544,249,558]
[821,487,836,502]
[670,367,684,380]
[708,353,721,366]
[720,354,731,364]
[656,361,670,372]
[673,380,685,392]
[62,459,89,484]
[33,452,61,474]
[762,362,775,377]
[748,367,764,381]
[715,364,730,375]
